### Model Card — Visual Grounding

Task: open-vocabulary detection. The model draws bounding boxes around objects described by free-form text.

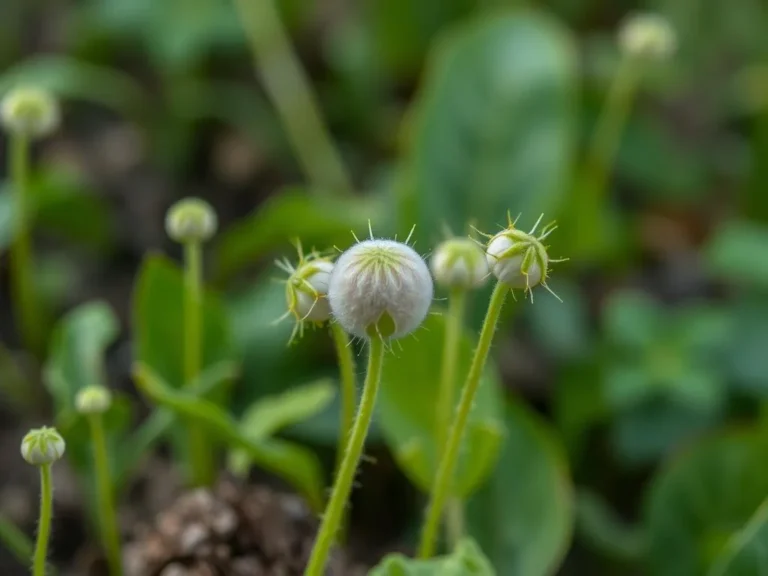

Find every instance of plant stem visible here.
[305,336,385,576]
[9,134,44,357]
[232,0,353,197]
[183,241,214,486]
[329,322,356,476]
[572,54,640,259]
[33,463,53,576]
[88,414,123,576]
[418,282,509,559]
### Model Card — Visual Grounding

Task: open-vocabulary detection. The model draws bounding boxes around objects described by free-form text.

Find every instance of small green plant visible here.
[305,233,434,576]
[75,385,123,576]
[20,426,65,576]
[165,197,219,486]
[1,86,60,356]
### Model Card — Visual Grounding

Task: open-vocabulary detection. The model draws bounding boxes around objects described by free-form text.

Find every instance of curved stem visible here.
[435,289,466,456]
[329,322,356,476]
[89,414,123,576]
[10,134,43,356]
[183,241,213,486]
[305,336,385,576]
[232,0,353,197]
[33,464,53,576]
[418,282,508,558]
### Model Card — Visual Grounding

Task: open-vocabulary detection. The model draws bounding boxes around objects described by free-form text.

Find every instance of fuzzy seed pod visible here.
[618,13,676,60]
[430,237,488,290]
[485,214,561,297]
[328,239,433,339]
[1,87,60,138]
[21,426,66,466]
[165,198,218,243]
[75,385,113,415]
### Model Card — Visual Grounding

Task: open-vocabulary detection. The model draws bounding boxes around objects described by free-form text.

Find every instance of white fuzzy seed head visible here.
[329,239,433,340]
[165,197,218,243]
[484,214,562,300]
[618,13,676,61]
[75,385,113,415]
[1,87,60,138]
[21,426,66,466]
[430,237,489,290]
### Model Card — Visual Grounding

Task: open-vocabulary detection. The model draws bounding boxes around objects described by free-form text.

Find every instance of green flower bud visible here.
[165,198,218,243]
[618,13,676,61]
[75,385,113,415]
[21,427,66,466]
[430,237,488,290]
[1,87,60,138]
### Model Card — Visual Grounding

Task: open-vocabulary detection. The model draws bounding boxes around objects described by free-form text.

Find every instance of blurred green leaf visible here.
[724,298,768,397]
[115,360,239,489]
[0,513,38,573]
[398,9,577,246]
[466,398,573,576]
[133,254,236,389]
[213,188,383,282]
[707,496,768,576]
[575,489,646,562]
[0,56,147,116]
[134,363,325,511]
[705,220,768,289]
[378,313,505,498]
[369,538,495,575]
[644,429,768,576]
[602,291,662,349]
[0,191,13,251]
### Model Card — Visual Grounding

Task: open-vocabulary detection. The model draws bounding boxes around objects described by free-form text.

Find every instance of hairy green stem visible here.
[329,322,356,476]
[88,414,123,576]
[33,464,53,576]
[183,241,214,486]
[305,336,385,576]
[418,282,508,558]
[572,54,640,258]
[232,0,353,197]
[9,134,43,356]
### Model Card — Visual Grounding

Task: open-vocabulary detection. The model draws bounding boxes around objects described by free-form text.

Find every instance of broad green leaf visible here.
[707,497,768,576]
[213,188,383,282]
[44,301,119,412]
[228,380,336,477]
[369,538,495,575]
[133,254,236,389]
[644,429,768,576]
[705,220,768,289]
[378,313,505,498]
[0,56,147,116]
[134,363,325,511]
[398,9,577,246]
[115,360,239,489]
[466,398,574,576]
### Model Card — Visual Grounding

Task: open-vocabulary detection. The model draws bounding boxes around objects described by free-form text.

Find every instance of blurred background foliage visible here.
[2,0,768,575]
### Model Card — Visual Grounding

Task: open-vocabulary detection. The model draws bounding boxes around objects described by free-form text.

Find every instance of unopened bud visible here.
[165,198,218,243]
[21,427,66,466]
[75,385,113,415]
[430,238,488,290]
[1,87,60,138]
[618,13,676,61]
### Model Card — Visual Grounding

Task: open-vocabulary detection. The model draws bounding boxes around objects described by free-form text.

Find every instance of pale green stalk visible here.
[419,282,509,558]
[232,0,353,197]
[33,464,53,576]
[9,133,43,356]
[305,336,385,576]
[183,241,214,486]
[329,321,356,476]
[88,413,123,576]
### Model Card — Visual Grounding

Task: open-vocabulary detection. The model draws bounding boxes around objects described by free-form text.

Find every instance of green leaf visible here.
[575,489,646,562]
[644,429,768,576]
[705,220,768,289]
[0,56,147,116]
[115,360,239,489]
[378,313,505,498]
[602,291,662,350]
[0,191,14,251]
[228,379,336,477]
[133,363,325,511]
[466,398,574,576]
[707,496,768,576]
[213,188,382,282]
[43,301,119,413]
[0,513,39,573]
[133,254,236,389]
[398,9,577,246]
[369,538,496,575]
